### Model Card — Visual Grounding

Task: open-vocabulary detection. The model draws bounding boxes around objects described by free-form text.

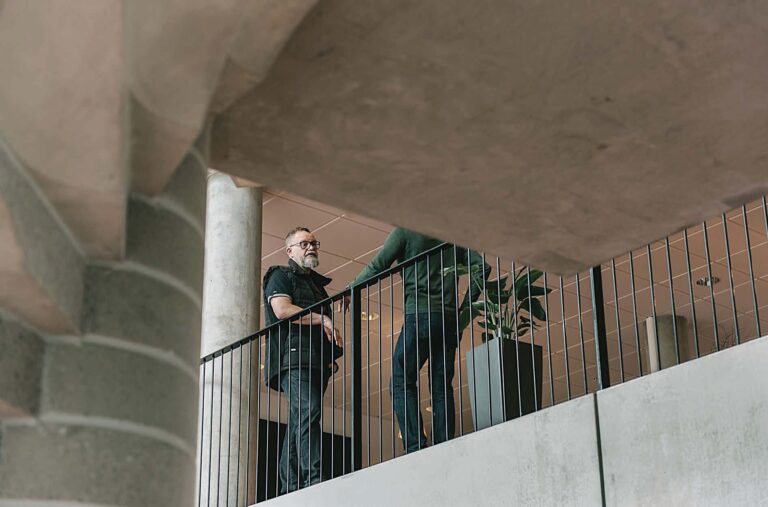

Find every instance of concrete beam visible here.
[212,0,768,274]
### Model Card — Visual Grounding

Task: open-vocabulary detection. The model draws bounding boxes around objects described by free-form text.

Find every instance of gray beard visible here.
[300,255,319,269]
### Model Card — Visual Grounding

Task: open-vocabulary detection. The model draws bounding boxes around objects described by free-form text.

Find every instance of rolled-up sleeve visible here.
[265,270,292,304]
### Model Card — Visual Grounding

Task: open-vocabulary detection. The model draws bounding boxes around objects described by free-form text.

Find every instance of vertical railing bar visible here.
[646,244,660,370]
[342,290,348,475]
[481,253,493,426]
[496,258,508,419]
[543,272,555,406]
[467,253,479,431]
[742,204,761,338]
[628,251,643,376]
[441,250,450,442]
[330,303,336,479]
[350,283,363,472]
[526,266,539,411]
[318,306,324,486]
[216,355,224,506]
[574,273,588,394]
[309,308,316,487]
[297,321,303,489]
[558,276,571,401]
[414,260,422,451]
[198,361,207,507]
[225,351,234,506]
[683,229,700,359]
[453,246,464,437]
[234,345,243,506]
[389,273,396,459]
[378,281,383,463]
[426,255,435,444]
[401,265,408,452]
[245,339,256,504]
[702,221,720,351]
[207,355,215,507]
[365,284,371,466]
[721,213,740,344]
[664,238,681,365]
[511,261,522,416]
[267,336,274,500]
[610,259,625,383]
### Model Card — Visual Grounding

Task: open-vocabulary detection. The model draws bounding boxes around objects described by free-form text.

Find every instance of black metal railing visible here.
[196,196,768,505]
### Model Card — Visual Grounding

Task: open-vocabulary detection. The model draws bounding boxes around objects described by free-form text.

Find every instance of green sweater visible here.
[351,228,490,315]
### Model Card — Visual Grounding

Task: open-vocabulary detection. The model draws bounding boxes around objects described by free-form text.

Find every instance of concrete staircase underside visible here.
[261,335,768,506]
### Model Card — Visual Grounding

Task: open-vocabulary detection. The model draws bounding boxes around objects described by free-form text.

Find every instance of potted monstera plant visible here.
[445,264,552,431]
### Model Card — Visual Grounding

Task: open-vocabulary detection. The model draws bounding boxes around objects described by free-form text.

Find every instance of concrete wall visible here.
[0,148,207,507]
[261,336,768,506]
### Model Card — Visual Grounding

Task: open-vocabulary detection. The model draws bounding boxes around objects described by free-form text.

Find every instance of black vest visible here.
[262,260,341,391]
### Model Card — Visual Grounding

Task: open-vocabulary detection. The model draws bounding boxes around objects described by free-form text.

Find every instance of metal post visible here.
[589,266,611,390]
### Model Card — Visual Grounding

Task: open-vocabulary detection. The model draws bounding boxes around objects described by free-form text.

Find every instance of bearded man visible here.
[262,226,342,493]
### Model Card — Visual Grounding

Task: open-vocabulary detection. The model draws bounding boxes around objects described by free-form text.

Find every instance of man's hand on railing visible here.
[322,315,343,347]
[339,294,351,314]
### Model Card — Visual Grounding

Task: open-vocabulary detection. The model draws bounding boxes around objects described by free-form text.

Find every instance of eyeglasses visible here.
[288,240,321,250]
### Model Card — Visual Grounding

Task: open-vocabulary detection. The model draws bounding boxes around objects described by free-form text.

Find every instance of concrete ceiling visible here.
[0,0,317,260]
[212,0,768,275]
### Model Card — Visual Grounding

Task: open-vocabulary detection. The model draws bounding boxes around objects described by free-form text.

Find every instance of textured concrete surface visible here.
[0,423,194,507]
[0,136,84,333]
[259,338,768,507]
[598,335,768,506]
[126,196,205,297]
[0,0,127,258]
[198,173,262,504]
[0,314,43,416]
[201,173,262,357]
[213,0,768,274]
[41,341,199,445]
[82,265,202,367]
[4,1,768,273]
[263,394,602,507]
[163,152,208,228]
[0,0,312,256]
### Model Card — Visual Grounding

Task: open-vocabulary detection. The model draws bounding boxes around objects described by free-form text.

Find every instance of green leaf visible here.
[458,306,472,333]
[479,320,497,331]
[528,298,547,322]
[484,276,509,303]
[514,269,545,296]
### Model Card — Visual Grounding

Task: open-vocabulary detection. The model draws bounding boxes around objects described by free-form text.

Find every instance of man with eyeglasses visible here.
[263,226,343,493]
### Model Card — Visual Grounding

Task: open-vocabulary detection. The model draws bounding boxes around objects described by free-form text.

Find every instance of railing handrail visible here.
[199,241,453,365]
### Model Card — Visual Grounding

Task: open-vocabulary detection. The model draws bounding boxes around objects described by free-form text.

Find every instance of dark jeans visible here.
[279,367,329,493]
[391,312,457,453]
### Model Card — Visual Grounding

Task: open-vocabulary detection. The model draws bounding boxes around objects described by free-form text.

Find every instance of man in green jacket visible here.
[349,227,489,453]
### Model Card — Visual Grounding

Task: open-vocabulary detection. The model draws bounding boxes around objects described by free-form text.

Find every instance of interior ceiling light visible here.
[696,276,720,287]
[360,311,379,321]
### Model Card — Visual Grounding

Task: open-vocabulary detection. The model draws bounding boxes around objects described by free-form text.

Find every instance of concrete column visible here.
[0,146,207,506]
[198,172,262,505]
[643,315,690,372]
[200,172,262,357]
